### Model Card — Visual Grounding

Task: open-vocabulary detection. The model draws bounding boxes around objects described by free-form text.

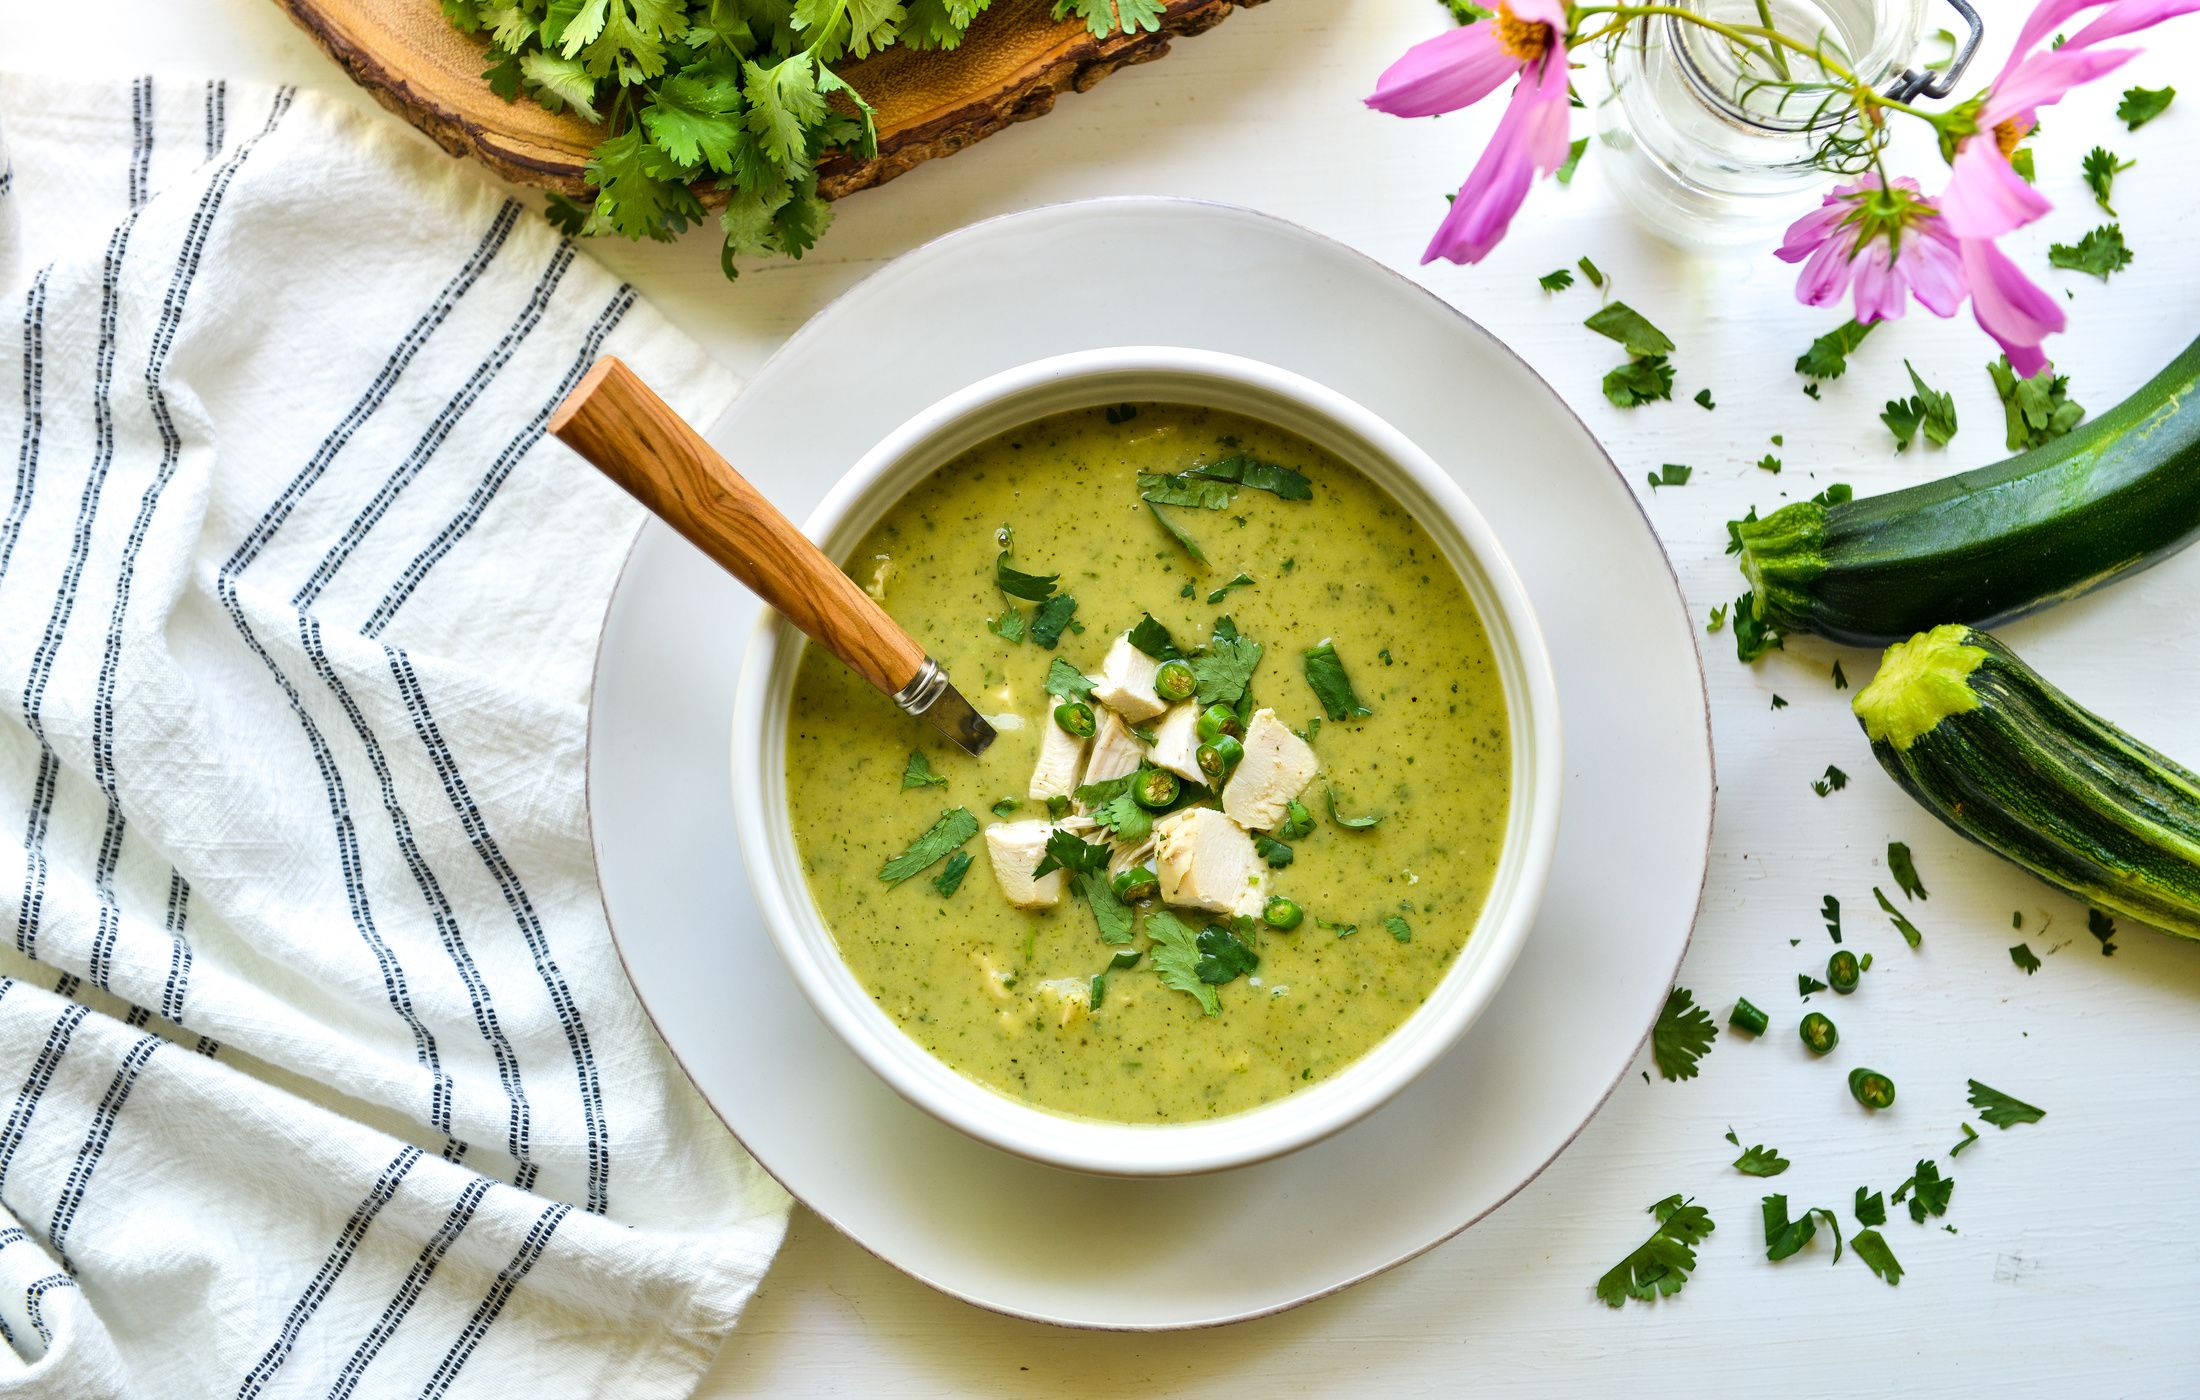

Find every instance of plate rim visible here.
[585,194,1717,1331]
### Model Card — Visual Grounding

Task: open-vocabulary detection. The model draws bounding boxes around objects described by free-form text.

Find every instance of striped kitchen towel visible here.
[0,74,788,1398]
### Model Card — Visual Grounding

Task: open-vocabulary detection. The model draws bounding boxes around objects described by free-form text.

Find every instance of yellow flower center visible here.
[1494,4,1551,64]
[1994,119,2030,158]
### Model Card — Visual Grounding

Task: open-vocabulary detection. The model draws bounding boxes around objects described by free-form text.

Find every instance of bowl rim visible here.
[730,344,1563,1176]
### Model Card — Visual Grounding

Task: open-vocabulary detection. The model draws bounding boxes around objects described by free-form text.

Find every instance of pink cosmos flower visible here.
[1937,0,2200,373]
[1776,175,1966,324]
[1366,0,1572,265]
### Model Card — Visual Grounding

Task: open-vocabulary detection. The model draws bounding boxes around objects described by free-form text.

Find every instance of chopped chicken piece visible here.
[865,555,894,601]
[1029,719,1087,801]
[1089,634,1169,722]
[1221,708,1320,831]
[985,821,1064,908]
[972,950,1016,1003]
[1034,977,1092,1028]
[1153,807,1269,918]
[1082,708,1147,788]
[1109,834,1157,878]
[1147,702,1203,784]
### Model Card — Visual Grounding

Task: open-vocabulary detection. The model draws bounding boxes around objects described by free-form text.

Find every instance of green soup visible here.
[784,403,1511,1122]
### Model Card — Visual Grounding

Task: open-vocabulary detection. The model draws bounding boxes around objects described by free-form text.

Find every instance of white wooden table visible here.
[22,2,2200,1393]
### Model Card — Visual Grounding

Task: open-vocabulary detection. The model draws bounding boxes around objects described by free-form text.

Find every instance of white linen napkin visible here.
[0,73,788,1398]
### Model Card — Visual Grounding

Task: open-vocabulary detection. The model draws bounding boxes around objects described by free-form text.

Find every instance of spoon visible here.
[549,357,996,758]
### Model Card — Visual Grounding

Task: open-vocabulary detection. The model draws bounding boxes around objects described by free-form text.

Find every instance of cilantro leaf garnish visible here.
[1733,1143,1789,1177]
[1127,613,1181,661]
[1146,501,1207,565]
[1325,786,1385,830]
[2089,907,2118,956]
[1190,616,1262,706]
[2048,223,2133,279]
[1144,910,1220,1016]
[1854,1187,1886,1227]
[1385,915,1413,943]
[1603,355,1676,408]
[1882,359,1958,451]
[1539,268,1575,292]
[1073,773,1137,808]
[1253,832,1294,868]
[1206,573,1255,605]
[1990,356,2086,450]
[1893,1160,1953,1222]
[1796,318,1875,380]
[1761,1195,1840,1262]
[988,608,1026,643]
[2010,942,2041,974]
[1028,592,1078,649]
[1647,463,1692,490]
[878,808,978,885]
[1822,894,1841,942]
[1732,590,1782,663]
[1888,842,1926,898]
[1080,863,1135,945]
[1138,472,1234,511]
[1873,887,1923,949]
[1585,302,1676,358]
[2118,84,2176,128]
[2080,146,2134,213]
[901,749,947,791]
[1706,604,1727,631]
[990,797,1019,818]
[1185,454,1314,502]
[1757,453,1782,475]
[1852,1228,1902,1284]
[1303,641,1373,721]
[1650,985,1717,1081]
[1093,790,1153,846]
[1046,657,1095,701]
[931,849,972,897]
[1032,828,1110,881]
[1811,764,1847,797]
[1194,923,1260,984]
[994,552,1059,601]
[1594,1195,1715,1307]
[1966,1079,2046,1128]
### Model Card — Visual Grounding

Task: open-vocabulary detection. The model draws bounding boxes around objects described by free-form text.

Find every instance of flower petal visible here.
[2064,0,2200,47]
[1792,236,1858,309]
[1776,200,1851,263]
[1420,60,1569,264]
[1939,140,2052,240]
[1509,0,1568,25]
[1366,26,1521,117]
[2006,0,2113,76]
[1984,45,2141,128]
[1964,237,2066,378]
[1850,238,1908,324]
[1903,224,1969,318]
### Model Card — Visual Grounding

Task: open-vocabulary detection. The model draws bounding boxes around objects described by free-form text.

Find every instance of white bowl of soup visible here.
[730,347,1560,1176]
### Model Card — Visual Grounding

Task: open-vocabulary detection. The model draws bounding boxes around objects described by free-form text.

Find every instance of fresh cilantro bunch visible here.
[444,0,1160,274]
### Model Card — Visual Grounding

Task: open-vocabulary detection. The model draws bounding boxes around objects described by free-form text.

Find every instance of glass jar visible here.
[1595,0,1941,249]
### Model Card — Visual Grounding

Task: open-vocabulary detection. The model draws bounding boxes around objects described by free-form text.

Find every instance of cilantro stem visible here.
[1569,6,1940,122]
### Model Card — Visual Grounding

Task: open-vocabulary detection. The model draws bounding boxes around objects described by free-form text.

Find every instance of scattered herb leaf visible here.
[1796,319,1875,380]
[1651,986,1717,1081]
[878,808,979,885]
[2118,83,2176,128]
[2048,223,2132,279]
[901,750,948,791]
[2010,942,2041,974]
[1967,1079,2046,1128]
[1594,1195,1715,1307]
[1694,387,1716,410]
[1585,302,1676,358]
[1874,887,1923,949]
[2089,907,2117,956]
[1146,501,1207,565]
[1325,786,1385,831]
[1811,764,1848,797]
[1854,1187,1886,1227]
[1539,268,1576,292]
[1822,894,1842,943]
[1604,355,1676,407]
[1385,915,1413,943]
[1852,1229,1903,1285]
[1046,657,1095,700]
[1889,842,1927,899]
[1190,616,1262,706]
[1303,641,1374,721]
[1733,1144,1790,1177]
[1144,911,1220,1016]
[1578,255,1605,288]
[931,849,972,897]
[1990,356,2086,451]
[1647,463,1692,490]
[2080,145,2134,213]
[1185,454,1314,501]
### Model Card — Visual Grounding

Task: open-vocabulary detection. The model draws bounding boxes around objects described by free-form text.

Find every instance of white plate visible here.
[588,198,1713,1330]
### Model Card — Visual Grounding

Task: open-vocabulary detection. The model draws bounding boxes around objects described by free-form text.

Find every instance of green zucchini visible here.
[1854,625,2200,941]
[1734,335,2200,648]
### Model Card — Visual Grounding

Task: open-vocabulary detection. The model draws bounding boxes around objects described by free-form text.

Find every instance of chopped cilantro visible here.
[1585,302,1676,358]
[1322,918,1358,939]
[1854,1187,1886,1227]
[1146,501,1207,565]
[1694,387,1716,410]
[1303,641,1373,721]
[878,808,979,885]
[1029,592,1077,648]
[1080,868,1135,945]
[1325,786,1385,830]
[1874,887,1923,949]
[2089,907,2117,955]
[1990,355,2086,450]
[2081,145,2134,213]
[1093,790,1153,845]
[2048,223,2132,279]
[2118,84,2175,128]
[1888,842,1927,899]
[1577,255,1604,288]
[1951,1122,1980,1157]
[1594,1195,1715,1307]
[1882,359,1958,450]
[1732,591,1782,663]
[1706,603,1727,632]
[1555,135,1588,184]
[1796,319,1875,380]
[1031,827,1110,881]
[1967,1079,2046,1128]
[1811,764,1847,797]
[1852,1229,1903,1285]
[1809,482,1854,508]
[1190,616,1262,706]
[1539,268,1576,292]
[1046,657,1095,700]
[1604,355,1675,407]
[1647,463,1692,490]
[1757,453,1782,474]
[1279,798,1315,839]
[1253,832,1294,868]
[1760,1195,1840,1263]
[901,749,948,791]
[931,850,972,897]
[1804,382,1821,399]
[1145,910,1219,1015]
[1127,613,1180,660]
[1733,1143,1789,1177]
[990,797,1019,817]
[1073,773,1135,808]
[987,608,1026,643]
[2010,942,2041,974]
[1183,454,1314,501]
[1799,973,1828,997]
[1206,572,1255,605]
[1822,894,1841,943]
[1194,923,1261,984]
[1137,472,1234,511]
[1385,915,1413,943]
[1045,794,1071,820]
[994,552,1059,601]
[1893,1160,1953,1222]
[1770,694,1788,710]
[1832,659,1848,690]
[1651,985,1717,1081]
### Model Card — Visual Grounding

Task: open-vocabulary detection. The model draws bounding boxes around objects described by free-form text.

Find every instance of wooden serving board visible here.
[269,0,1262,201]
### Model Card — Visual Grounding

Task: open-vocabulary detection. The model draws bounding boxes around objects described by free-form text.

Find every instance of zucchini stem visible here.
[1853,625,1988,750]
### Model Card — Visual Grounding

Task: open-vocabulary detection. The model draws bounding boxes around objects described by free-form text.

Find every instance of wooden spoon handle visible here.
[548,357,927,699]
